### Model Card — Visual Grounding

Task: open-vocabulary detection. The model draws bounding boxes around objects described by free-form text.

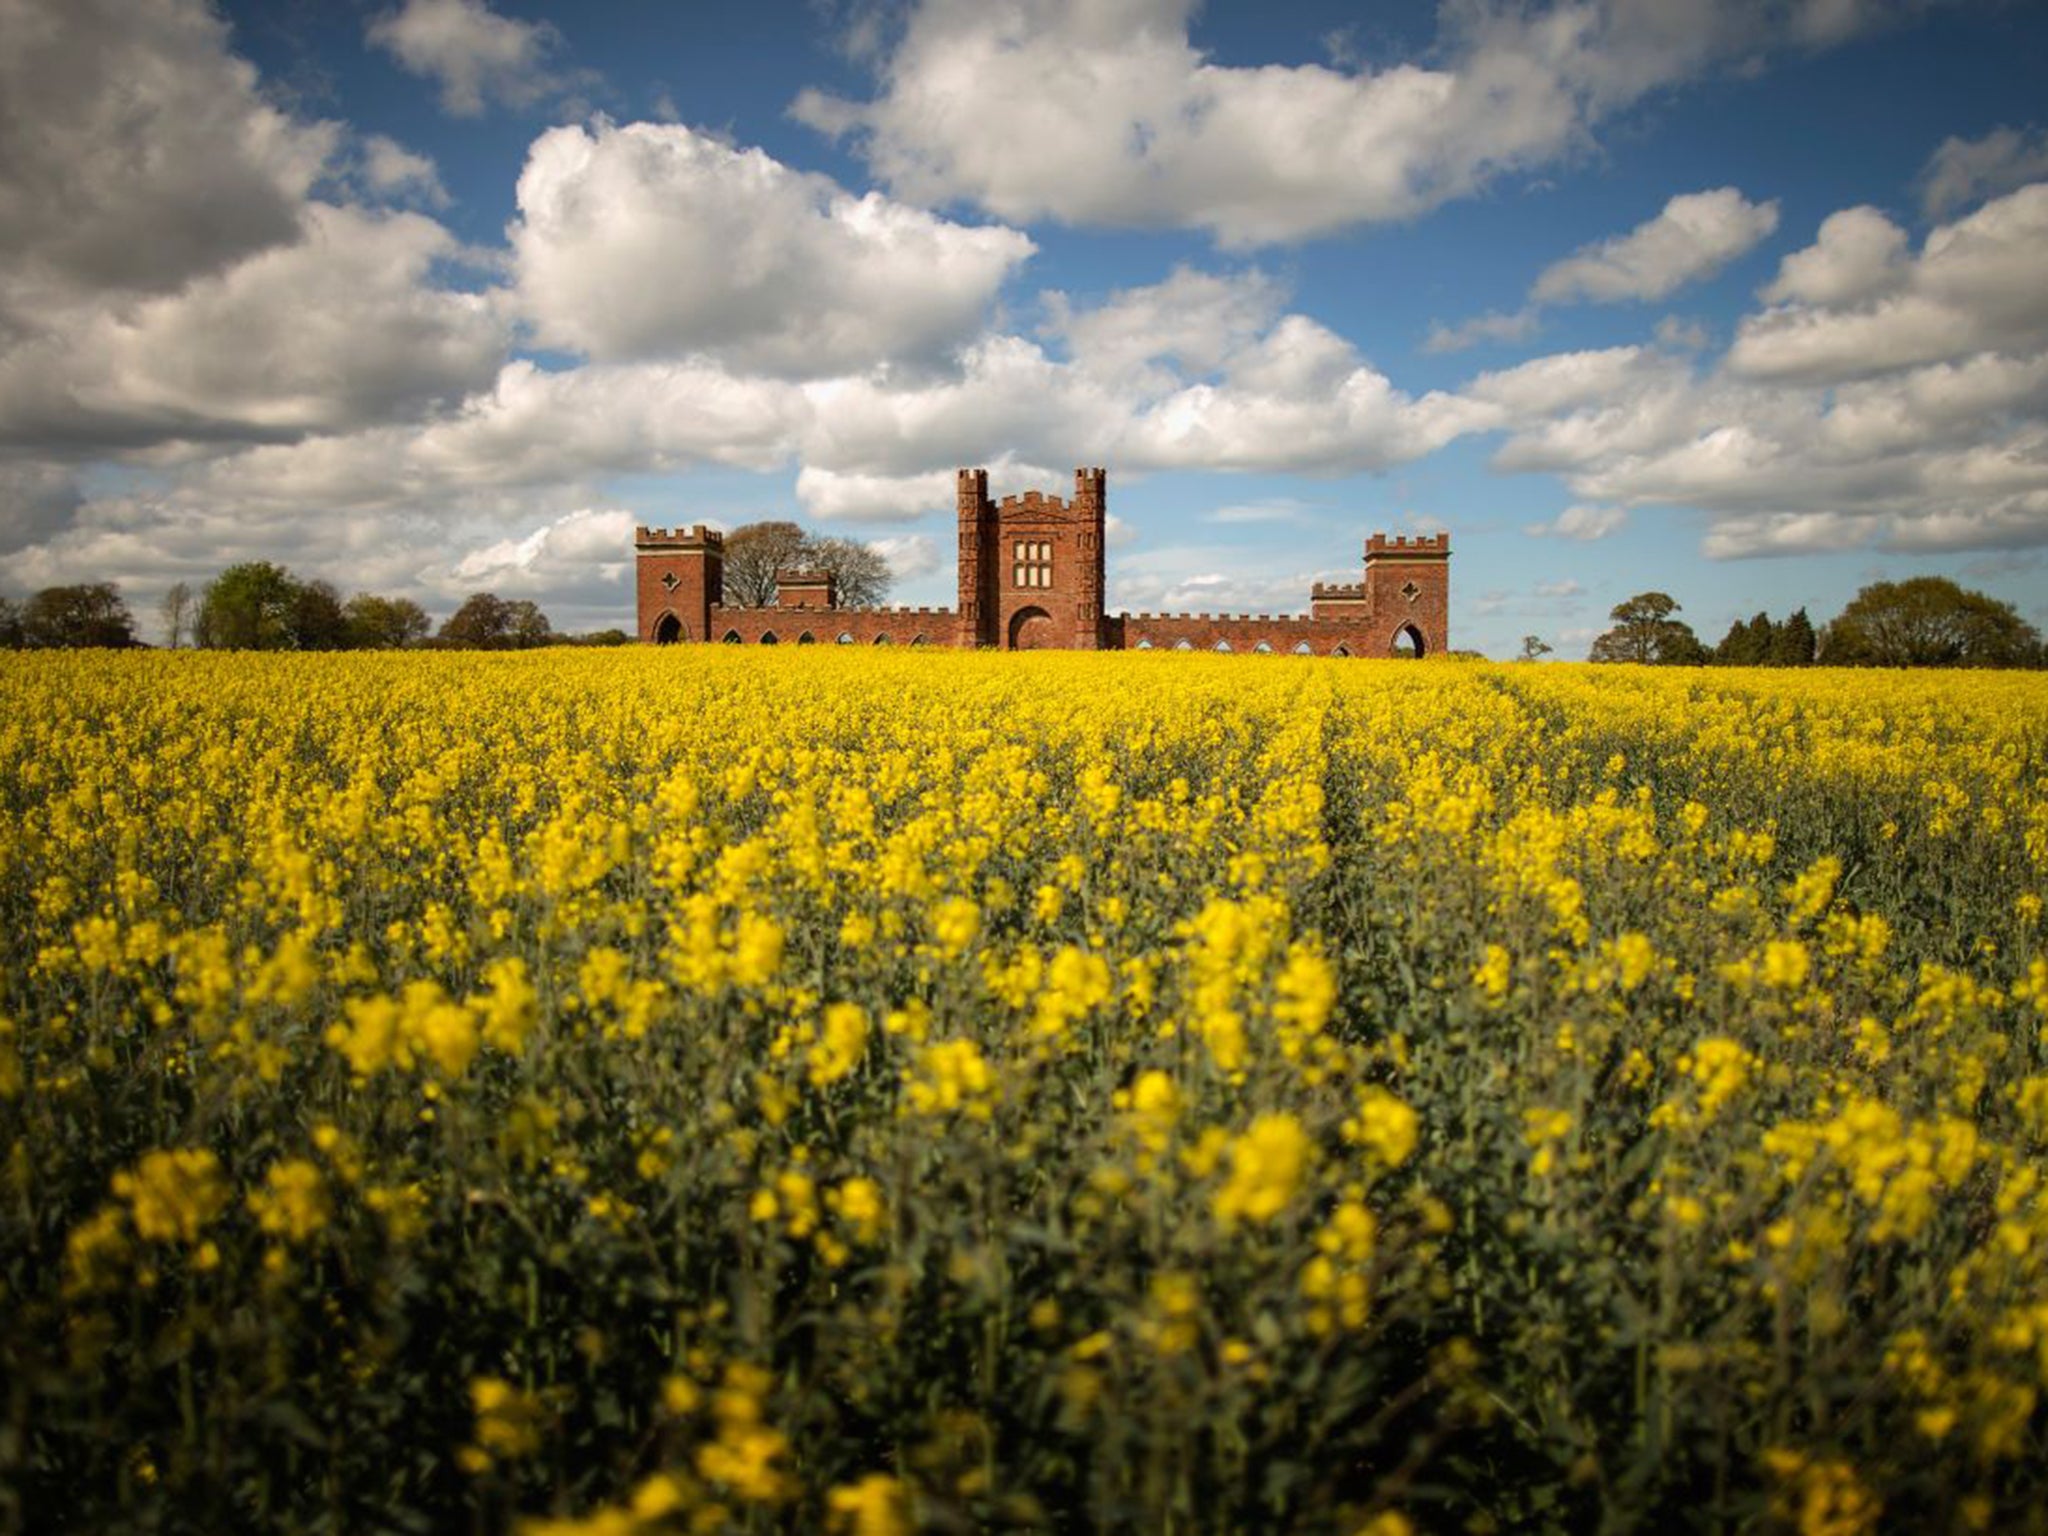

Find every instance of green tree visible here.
[21,583,136,648]
[1518,635,1553,662]
[437,594,552,649]
[505,600,552,649]
[1770,607,1817,666]
[288,579,351,651]
[0,596,22,649]
[196,562,301,650]
[1589,592,1706,665]
[344,594,432,649]
[438,593,513,648]
[1824,577,2042,668]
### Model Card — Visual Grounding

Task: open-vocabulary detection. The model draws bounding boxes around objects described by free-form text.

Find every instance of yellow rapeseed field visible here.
[3,648,2046,1534]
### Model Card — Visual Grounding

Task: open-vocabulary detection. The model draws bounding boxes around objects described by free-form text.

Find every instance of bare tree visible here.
[720,521,894,608]
[159,581,193,649]
[806,536,892,608]
[720,522,807,607]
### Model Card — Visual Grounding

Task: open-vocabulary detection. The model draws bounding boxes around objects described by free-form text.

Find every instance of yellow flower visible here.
[113,1147,228,1245]
[1213,1114,1313,1227]
[1344,1087,1419,1169]
[827,1474,911,1536]
[467,1376,545,1466]
[247,1158,330,1244]
[904,1038,999,1120]
[808,1002,870,1088]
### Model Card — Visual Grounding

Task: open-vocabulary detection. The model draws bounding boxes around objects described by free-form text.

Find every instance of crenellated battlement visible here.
[636,524,723,548]
[1365,532,1450,556]
[997,489,1071,516]
[636,465,1450,655]
[1121,610,1350,628]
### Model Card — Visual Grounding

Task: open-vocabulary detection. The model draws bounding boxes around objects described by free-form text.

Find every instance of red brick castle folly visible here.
[635,469,1449,656]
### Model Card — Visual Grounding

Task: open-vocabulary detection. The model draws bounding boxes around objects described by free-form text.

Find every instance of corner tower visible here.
[636,524,723,644]
[1362,532,1450,657]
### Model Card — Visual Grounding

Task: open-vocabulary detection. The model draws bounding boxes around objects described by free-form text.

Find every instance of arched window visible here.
[873,633,892,645]
[1254,640,1273,654]
[837,632,855,645]
[910,634,929,646]
[1214,639,1232,653]
[1135,638,1154,650]
[1293,641,1313,655]
[1331,643,1351,658]
[759,631,779,645]
[721,630,742,644]
[797,632,815,645]
[1173,639,1194,652]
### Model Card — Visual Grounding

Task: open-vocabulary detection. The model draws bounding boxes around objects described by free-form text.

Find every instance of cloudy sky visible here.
[2,0,2046,655]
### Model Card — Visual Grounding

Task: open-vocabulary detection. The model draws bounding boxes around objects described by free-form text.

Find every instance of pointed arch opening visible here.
[652,613,683,645]
[1331,643,1352,658]
[873,633,892,645]
[797,632,816,645]
[837,632,855,644]
[1392,624,1425,659]
[1292,641,1313,655]
[1007,606,1054,650]
[721,630,742,644]
[759,631,779,645]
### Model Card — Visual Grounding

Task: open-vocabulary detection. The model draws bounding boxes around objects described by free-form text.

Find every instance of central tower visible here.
[955,467,1106,649]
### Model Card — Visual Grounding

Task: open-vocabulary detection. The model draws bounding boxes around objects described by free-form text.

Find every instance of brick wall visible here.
[1107,614,1399,656]
[704,606,957,647]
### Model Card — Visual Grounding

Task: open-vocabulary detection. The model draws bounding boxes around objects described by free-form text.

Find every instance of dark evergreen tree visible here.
[1771,607,1817,666]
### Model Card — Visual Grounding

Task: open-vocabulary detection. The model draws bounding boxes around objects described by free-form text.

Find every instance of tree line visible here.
[1570,576,2043,669]
[0,564,628,651]
[2,522,897,651]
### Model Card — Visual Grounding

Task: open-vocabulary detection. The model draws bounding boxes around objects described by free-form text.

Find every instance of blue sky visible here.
[4,0,2047,655]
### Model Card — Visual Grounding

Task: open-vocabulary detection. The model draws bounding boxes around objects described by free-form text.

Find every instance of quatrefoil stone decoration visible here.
[1400,579,1421,603]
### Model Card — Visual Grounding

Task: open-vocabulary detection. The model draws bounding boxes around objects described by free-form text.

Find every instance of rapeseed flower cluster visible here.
[1,647,2044,1532]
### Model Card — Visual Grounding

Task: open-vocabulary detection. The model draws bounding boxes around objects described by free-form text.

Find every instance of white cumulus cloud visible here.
[366,0,565,117]
[508,121,1035,376]
[1921,124,2048,218]
[795,0,1890,246]
[1532,188,1780,305]
[1529,505,1629,541]
[1732,184,2048,383]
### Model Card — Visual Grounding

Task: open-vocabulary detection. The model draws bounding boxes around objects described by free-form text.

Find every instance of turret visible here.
[636,524,724,644]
